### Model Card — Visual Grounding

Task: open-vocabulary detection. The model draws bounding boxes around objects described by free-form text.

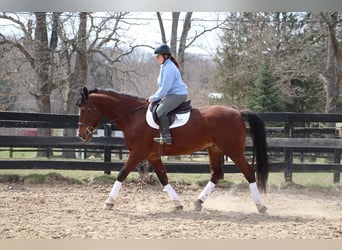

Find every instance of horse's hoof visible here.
[256,204,267,214]
[193,199,203,211]
[175,205,183,211]
[103,197,114,210]
[103,203,114,210]
[172,200,183,211]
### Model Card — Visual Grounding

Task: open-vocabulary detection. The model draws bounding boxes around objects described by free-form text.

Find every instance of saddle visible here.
[150,100,192,126]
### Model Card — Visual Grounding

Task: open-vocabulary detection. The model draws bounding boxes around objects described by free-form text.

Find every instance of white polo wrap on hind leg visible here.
[249,182,262,204]
[109,180,122,199]
[198,181,215,202]
[163,184,179,201]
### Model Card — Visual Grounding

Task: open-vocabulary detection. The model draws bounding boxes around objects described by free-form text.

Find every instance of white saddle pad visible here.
[146,108,191,129]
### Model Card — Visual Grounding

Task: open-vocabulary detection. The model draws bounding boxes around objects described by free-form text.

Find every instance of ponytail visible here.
[162,54,181,70]
[170,55,181,69]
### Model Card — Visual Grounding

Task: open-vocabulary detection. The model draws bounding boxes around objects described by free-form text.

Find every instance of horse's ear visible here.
[83,87,89,99]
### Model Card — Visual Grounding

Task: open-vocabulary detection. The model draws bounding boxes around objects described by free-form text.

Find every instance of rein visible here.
[109,103,148,124]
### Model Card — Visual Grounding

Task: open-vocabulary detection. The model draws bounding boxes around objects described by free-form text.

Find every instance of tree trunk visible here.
[36,94,52,156]
[34,12,53,157]
[325,33,338,114]
[170,12,180,55]
[156,12,167,44]
[323,13,341,165]
[178,12,192,76]
[63,12,88,158]
[324,13,341,115]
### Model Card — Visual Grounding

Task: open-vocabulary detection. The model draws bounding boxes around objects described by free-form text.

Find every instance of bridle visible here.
[77,98,100,140]
[78,96,148,139]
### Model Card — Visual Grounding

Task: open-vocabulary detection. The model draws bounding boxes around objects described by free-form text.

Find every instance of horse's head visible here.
[77,87,102,141]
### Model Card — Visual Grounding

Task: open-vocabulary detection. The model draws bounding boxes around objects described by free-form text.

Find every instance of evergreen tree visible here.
[212,12,327,113]
[247,59,284,112]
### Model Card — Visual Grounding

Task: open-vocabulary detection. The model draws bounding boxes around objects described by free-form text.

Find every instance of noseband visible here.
[78,122,95,136]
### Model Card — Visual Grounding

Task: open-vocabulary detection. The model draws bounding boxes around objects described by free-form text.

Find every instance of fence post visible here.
[284,149,293,182]
[284,120,294,182]
[46,146,52,158]
[9,146,13,158]
[334,149,341,183]
[104,123,112,175]
[83,148,88,159]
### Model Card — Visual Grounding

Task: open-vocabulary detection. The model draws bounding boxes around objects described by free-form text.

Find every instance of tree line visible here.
[212,12,342,114]
[0,12,222,114]
[1,12,342,116]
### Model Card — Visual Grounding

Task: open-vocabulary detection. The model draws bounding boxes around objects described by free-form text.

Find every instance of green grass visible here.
[0,169,107,184]
[0,148,37,159]
[0,171,82,185]
[1,149,340,188]
[0,169,341,191]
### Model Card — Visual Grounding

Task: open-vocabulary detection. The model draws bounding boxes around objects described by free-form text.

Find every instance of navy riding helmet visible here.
[154,44,171,55]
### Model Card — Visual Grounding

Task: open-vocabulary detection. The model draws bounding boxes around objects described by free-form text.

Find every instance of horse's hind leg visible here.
[194,145,223,211]
[229,154,267,213]
[148,158,183,211]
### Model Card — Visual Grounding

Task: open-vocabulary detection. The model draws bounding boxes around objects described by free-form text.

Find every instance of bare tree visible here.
[0,12,61,115]
[84,12,154,96]
[56,12,149,105]
[59,12,88,158]
[319,12,342,114]
[156,12,224,75]
[0,12,62,156]
[177,12,192,70]
[66,12,88,116]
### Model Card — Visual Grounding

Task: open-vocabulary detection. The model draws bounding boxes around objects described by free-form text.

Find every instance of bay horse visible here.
[77,87,269,213]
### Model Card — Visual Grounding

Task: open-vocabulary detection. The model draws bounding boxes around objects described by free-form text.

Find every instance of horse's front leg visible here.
[194,145,223,211]
[103,153,143,210]
[148,158,183,211]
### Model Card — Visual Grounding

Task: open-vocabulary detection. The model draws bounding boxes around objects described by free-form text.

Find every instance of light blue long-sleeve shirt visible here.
[149,59,188,103]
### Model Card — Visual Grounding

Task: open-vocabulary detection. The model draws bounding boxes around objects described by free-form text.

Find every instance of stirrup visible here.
[153,136,173,145]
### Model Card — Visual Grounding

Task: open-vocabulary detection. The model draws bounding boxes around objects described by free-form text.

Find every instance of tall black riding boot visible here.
[154,113,173,145]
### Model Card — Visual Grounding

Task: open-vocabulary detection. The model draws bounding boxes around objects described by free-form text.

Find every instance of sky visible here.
[122,12,226,55]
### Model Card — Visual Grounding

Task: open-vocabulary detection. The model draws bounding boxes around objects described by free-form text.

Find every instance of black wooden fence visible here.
[1,111,342,182]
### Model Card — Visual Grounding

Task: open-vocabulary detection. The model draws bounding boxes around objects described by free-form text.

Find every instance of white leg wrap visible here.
[163,184,179,201]
[198,181,215,202]
[249,182,262,205]
[109,180,122,199]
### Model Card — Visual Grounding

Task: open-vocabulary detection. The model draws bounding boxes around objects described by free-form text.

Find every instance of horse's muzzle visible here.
[78,126,94,141]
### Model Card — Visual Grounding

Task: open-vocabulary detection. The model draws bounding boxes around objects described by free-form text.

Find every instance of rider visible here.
[148,44,188,145]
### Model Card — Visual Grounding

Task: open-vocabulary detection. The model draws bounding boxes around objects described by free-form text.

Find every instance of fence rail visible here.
[1,111,342,182]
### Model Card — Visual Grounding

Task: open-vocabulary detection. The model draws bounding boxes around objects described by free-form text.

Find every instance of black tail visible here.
[241,111,269,193]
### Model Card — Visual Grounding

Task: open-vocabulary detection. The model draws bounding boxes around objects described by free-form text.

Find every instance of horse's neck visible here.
[95,94,143,128]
